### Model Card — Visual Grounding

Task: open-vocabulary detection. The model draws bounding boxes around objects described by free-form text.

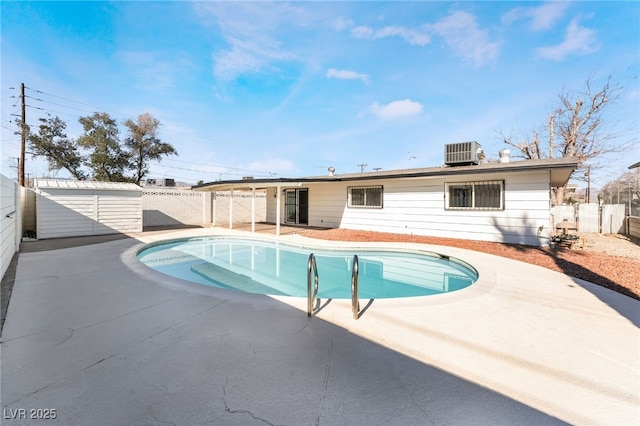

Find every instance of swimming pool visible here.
[137,237,478,299]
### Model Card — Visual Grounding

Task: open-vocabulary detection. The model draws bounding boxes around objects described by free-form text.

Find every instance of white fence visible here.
[629,217,640,238]
[552,203,626,234]
[1,175,22,281]
[9,186,268,245]
[212,191,267,226]
[142,189,266,228]
[601,204,627,234]
[578,204,600,232]
[142,189,212,227]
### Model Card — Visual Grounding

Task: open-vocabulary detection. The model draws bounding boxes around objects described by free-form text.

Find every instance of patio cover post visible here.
[212,191,216,226]
[251,187,256,233]
[229,186,233,229]
[276,185,281,236]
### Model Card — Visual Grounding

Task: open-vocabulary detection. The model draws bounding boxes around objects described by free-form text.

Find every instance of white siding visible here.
[273,170,554,246]
[21,187,36,233]
[35,184,142,239]
[96,191,143,234]
[36,193,95,238]
[266,188,277,224]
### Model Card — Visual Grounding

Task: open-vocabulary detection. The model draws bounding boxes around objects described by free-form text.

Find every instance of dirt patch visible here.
[299,228,640,301]
[579,233,640,259]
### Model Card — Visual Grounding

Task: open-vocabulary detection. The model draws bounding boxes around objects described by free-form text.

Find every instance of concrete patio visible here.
[1,227,638,425]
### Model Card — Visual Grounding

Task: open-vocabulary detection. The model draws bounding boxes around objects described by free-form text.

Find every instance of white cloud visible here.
[326,68,370,84]
[425,11,500,67]
[116,51,188,90]
[212,38,285,81]
[351,25,374,39]
[369,99,423,120]
[351,25,430,46]
[332,17,354,31]
[195,2,308,81]
[535,18,598,61]
[502,2,569,31]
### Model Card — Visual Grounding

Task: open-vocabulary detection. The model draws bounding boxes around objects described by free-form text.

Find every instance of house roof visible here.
[192,157,580,192]
[34,179,142,191]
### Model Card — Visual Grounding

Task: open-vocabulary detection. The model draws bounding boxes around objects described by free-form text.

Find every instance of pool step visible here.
[191,262,288,295]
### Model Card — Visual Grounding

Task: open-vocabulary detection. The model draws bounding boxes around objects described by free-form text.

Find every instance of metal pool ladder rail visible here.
[351,255,360,319]
[307,253,319,317]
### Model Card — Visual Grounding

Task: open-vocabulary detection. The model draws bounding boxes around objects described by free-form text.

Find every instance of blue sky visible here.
[1,1,638,188]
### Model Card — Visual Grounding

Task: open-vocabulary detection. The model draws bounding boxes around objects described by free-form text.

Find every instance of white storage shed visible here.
[35,180,142,239]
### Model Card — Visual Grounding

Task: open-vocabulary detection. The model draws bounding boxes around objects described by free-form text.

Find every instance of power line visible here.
[6,85,293,179]
[150,162,272,178]
[26,95,97,115]
[162,157,274,175]
[25,86,111,113]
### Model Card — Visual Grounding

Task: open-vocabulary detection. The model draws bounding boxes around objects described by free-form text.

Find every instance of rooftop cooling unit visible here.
[145,178,176,187]
[444,141,481,166]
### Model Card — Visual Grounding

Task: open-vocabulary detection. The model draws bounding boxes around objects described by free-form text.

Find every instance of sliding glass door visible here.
[284,189,308,225]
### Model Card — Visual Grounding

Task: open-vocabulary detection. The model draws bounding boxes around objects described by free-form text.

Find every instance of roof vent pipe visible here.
[328,166,335,176]
[499,149,511,163]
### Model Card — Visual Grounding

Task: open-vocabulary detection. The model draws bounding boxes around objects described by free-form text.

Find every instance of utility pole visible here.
[549,114,554,158]
[357,163,367,173]
[19,82,26,187]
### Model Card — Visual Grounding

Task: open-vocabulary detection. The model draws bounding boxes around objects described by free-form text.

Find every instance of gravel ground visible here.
[299,229,640,301]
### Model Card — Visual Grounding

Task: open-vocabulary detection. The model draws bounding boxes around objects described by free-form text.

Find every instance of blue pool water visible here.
[137,237,478,299]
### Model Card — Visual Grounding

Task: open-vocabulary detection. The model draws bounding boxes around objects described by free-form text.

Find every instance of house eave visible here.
[192,157,579,191]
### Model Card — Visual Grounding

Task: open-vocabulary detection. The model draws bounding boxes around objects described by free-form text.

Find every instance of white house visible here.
[193,155,579,246]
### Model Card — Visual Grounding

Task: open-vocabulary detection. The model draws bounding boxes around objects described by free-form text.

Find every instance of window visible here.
[348,185,383,208]
[446,180,503,210]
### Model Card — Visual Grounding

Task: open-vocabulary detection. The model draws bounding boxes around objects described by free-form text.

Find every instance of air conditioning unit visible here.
[444,141,481,166]
[145,178,176,187]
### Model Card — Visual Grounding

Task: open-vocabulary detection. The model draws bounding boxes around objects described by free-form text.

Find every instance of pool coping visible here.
[127,232,486,309]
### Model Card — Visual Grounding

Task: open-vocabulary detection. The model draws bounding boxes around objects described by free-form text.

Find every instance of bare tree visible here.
[599,170,640,208]
[501,71,631,205]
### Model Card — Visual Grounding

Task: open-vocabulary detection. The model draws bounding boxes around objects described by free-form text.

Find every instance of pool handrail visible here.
[351,255,360,320]
[307,253,319,317]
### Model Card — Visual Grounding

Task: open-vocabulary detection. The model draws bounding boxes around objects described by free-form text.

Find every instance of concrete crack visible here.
[75,297,177,331]
[149,411,177,426]
[3,300,228,407]
[222,377,282,426]
[408,392,435,426]
[315,336,334,426]
[399,372,435,426]
[53,327,74,348]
